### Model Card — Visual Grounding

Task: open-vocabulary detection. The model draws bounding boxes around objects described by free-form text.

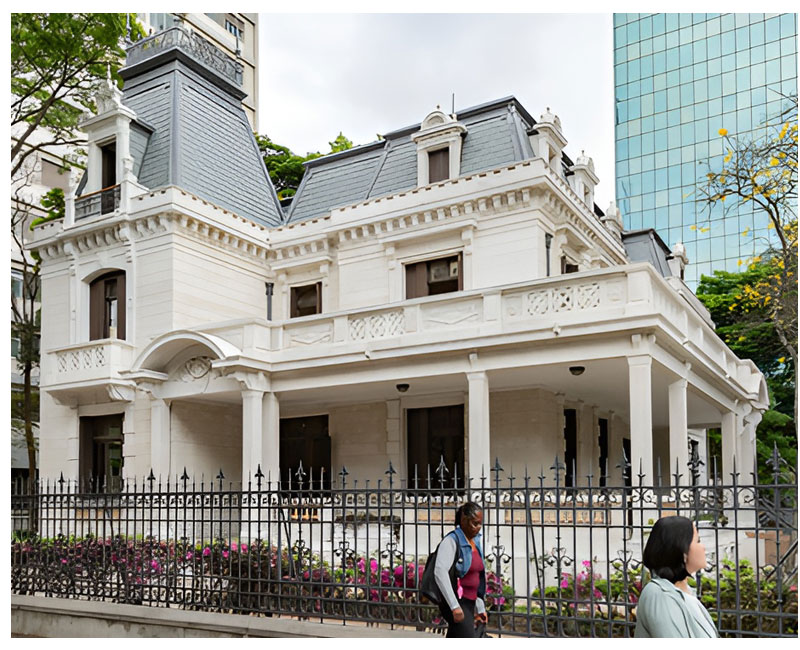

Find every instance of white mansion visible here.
[30,26,768,491]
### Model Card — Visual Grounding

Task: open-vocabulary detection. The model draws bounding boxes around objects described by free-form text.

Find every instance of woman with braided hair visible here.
[433,501,488,637]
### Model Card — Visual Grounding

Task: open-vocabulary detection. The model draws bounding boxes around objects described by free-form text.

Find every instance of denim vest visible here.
[449,527,484,578]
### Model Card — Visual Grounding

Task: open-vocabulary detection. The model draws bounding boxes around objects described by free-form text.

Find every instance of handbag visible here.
[420,539,457,605]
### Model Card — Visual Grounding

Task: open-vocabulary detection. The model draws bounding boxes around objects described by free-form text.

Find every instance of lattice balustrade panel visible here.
[526,282,601,316]
[56,345,109,373]
[349,310,405,341]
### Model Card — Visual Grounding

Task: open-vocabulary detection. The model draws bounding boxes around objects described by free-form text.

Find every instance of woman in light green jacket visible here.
[635,516,719,638]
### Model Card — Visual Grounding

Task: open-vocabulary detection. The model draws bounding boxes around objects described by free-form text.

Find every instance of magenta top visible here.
[459,544,484,601]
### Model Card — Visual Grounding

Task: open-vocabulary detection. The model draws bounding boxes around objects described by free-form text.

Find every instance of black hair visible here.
[642,516,694,583]
[455,501,482,528]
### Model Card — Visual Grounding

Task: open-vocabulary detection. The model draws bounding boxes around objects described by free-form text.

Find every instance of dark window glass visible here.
[405,254,462,299]
[407,404,465,488]
[428,148,449,183]
[290,282,322,318]
[89,271,126,340]
[280,415,331,489]
[79,414,124,491]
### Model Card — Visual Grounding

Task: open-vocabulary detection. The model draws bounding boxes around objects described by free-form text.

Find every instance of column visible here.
[721,410,738,481]
[467,371,490,482]
[668,378,690,483]
[261,392,280,486]
[241,389,264,485]
[150,398,171,480]
[628,356,653,484]
[740,411,761,483]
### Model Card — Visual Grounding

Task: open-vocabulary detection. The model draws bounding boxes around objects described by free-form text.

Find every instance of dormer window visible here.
[412,109,467,187]
[101,141,116,189]
[428,148,450,183]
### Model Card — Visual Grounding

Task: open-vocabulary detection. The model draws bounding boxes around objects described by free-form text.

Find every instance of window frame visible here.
[290,281,322,318]
[89,271,126,341]
[404,252,463,300]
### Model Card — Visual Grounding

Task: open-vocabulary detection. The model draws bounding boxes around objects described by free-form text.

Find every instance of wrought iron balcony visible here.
[74,185,120,220]
[125,25,243,87]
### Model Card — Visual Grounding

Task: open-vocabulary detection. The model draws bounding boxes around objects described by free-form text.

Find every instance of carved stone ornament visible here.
[179,356,213,382]
[95,66,124,114]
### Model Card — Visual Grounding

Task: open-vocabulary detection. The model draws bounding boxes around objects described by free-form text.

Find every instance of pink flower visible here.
[61,558,68,564]
[185,551,193,560]
[560,578,569,589]
[150,560,160,570]
[240,543,248,553]
[582,560,592,568]
[369,558,378,573]
[222,550,229,559]
[357,558,366,572]
[202,547,211,557]
[230,543,238,552]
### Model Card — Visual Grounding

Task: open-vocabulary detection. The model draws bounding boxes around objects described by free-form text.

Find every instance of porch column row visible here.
[241,389,280,486]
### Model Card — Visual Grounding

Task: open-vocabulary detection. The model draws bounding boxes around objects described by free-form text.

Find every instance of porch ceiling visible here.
[273,357,724,427]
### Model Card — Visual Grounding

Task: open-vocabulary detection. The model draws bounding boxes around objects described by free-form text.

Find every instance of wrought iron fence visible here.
[10,449,798,637]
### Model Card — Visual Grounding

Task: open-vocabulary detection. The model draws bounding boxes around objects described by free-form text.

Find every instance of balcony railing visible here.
[46,339,135,387]
[74,185,120,220]
[125,25,243,87]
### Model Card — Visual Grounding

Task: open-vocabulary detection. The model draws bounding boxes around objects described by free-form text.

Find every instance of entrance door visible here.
[407,404,465,489]
[79,414,124,491]
[563,408,577,487]
[279,415,331,489]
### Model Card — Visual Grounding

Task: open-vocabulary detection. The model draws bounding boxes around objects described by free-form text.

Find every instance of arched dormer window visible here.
[89,270,126,340]
[412,109,467,186]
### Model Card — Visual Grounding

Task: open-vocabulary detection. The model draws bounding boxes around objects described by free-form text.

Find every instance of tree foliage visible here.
[11,13,143,478]
[697,266,795,416]
[11,13,143,178]
[696,94,798,421]
[256,132,355,199]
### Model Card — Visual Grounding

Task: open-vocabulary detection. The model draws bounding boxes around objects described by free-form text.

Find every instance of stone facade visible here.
[28,28,768,491]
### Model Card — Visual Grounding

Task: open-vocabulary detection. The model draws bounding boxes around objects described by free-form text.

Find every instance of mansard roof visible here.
[621,228,674,278]
[285,96,601,226]
[118,27,283,228]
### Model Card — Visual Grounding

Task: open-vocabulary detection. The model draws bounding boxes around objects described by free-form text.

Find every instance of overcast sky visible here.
[258,13,616,210]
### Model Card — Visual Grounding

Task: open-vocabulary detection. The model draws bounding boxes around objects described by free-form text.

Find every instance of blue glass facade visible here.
[613,13,797,286]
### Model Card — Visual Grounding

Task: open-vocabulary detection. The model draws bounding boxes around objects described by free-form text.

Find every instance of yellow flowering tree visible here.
[697,96,798,420]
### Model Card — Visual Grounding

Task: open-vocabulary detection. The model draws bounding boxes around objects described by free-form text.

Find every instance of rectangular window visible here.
[280,415,331,490]
[598,418,609,486]
[79,414,124,491]
[100,142,116,189]
[290,282,322,318]
[225,14,244,40]
[405,253,462,299]
[11,337,20,358]
[428,148,449,183]
[561,256,579,274]
[407,404,464,488]
[564,408,577,488]
[11,271,23,299]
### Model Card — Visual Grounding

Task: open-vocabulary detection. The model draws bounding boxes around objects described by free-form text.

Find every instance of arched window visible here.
[89,271,126,340]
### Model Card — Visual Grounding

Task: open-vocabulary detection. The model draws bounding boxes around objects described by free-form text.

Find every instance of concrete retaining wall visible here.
[11,595,431,638]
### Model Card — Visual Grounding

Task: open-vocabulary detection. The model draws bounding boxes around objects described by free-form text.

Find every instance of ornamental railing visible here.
[75,185,120,220]
[11,450,797,638]
[125,26,243,87]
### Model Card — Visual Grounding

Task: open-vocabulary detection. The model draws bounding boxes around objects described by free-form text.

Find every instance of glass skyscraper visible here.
[613,13,797,286]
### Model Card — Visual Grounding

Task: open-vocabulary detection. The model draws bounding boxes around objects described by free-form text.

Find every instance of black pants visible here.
[441,597,476,638]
